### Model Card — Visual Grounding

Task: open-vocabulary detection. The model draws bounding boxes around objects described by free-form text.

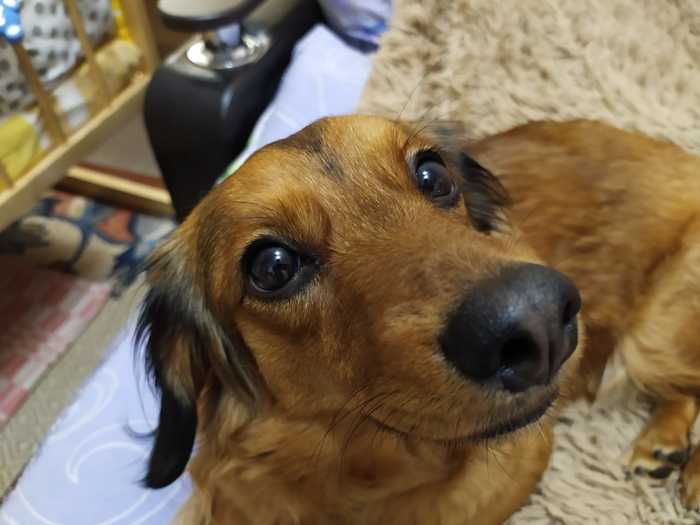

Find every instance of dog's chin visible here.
[462,392,556,443]
[369,388,558,447]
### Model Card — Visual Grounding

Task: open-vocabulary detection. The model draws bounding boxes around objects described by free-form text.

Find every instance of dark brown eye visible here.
[249,245,300,292]
[414,154,457,207]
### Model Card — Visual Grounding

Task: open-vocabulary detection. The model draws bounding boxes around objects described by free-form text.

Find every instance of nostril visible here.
[500,334,538,371]
[498,332,543,392]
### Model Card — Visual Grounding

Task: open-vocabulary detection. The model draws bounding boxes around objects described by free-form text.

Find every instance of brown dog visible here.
[138,116,700,523]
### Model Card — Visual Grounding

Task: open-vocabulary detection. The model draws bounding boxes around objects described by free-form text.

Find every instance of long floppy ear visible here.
[418,120,512,233]
[136,234,263,488]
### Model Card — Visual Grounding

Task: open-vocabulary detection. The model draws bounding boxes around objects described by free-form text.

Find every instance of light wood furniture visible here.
[61,165,173,217]
[0,0,163,231]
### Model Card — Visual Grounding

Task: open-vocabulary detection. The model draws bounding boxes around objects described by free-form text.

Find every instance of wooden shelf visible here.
[0,74,150,231]
[59,165,174,217]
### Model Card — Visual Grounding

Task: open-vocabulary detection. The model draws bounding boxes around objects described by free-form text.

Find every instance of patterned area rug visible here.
[0,190,174,427]
[0,256,110,427]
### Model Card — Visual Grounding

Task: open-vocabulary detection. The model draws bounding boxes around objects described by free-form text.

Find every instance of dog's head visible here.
[138,116,582,488]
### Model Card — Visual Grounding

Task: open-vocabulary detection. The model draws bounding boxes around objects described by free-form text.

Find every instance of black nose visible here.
[439,263,581,393]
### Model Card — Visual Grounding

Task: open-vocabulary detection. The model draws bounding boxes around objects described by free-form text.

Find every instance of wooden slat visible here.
[0,75,150,232]
[12,44,66,145]
[119,0,160,72]
[60,166,174,217]
[62,0,111,108]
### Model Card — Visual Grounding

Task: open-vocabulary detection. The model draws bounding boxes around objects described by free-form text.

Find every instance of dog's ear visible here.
[416,120,512,233]
[456,152,511,233]
[136,234,263,489]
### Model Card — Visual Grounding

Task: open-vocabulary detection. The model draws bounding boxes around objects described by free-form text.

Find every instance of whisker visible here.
[337,391,399,475]
[310,384,371,467]
[396,72,429,122]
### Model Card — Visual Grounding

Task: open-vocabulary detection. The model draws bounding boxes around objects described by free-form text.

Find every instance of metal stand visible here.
[144,0,322,220]
[186,22,271,70]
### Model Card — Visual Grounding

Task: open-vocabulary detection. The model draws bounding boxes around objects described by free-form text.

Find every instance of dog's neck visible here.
[188,404,476,523]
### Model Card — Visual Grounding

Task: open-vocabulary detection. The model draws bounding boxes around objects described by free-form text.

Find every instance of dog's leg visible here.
[628,397,698,479]
[616,219,700,491]
[616,218,700,401]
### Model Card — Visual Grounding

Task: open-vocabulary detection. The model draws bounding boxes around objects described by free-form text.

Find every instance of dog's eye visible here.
[414,153,457,207]
[249,245,301,292]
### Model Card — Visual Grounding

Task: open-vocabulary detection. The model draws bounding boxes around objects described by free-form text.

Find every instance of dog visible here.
[137,116,700,523]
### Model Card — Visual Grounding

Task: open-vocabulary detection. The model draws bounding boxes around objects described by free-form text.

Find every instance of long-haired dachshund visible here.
[137,116,700,523]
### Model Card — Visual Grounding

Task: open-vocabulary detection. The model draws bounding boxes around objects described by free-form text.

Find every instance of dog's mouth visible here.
[369,390,557,446]
[463,392,556,442]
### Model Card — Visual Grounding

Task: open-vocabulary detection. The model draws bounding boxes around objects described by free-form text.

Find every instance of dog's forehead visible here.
[206,116,441,241]
[281,115,412,154]
[217,117,431,202]
[258,116,429,180]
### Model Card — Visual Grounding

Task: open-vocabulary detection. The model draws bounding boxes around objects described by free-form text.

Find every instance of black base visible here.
[144,0,322,221]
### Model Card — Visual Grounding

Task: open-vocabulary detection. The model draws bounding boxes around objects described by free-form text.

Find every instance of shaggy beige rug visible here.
[358,1,700,523]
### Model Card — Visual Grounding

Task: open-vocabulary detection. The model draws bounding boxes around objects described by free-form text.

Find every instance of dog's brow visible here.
[277,124,344,179]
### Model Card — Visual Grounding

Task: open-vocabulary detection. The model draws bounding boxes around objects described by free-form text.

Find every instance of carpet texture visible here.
[358,1,700,523]
[0,282,145,497]
[359,0,700,157]
[0,256,111,427]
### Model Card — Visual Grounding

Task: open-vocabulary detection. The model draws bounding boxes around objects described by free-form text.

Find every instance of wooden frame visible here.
[60,165,173,217]
[0,0,160,231]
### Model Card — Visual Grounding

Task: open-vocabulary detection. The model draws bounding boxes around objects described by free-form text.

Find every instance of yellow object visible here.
[0,40,142,191]
[0,115,40,189]
[112,0,132,42]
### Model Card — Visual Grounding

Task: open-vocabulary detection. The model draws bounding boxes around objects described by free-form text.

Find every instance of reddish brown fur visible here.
[143,116,700,523]
[469,120,700,505]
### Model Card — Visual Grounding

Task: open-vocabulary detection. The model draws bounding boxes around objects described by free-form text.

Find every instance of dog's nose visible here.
[439,263,581,393]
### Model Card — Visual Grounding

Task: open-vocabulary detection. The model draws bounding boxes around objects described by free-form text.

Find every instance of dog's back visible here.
[471,120,700,504]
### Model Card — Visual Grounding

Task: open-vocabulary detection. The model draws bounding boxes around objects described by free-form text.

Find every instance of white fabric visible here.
[0,323,192,525]
[221,24,373,181]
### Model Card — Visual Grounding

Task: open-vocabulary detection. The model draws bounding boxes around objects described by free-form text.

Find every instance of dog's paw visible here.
[628,427,689,480]
[628,399,695,480]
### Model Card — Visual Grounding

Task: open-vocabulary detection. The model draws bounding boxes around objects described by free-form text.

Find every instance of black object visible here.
[144,0,323,221]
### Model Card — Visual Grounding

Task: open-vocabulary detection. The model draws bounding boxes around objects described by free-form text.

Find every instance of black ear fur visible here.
[458,153,512,233]
[145,379,197,488]
[136,276,204,488]
[136,246,263,489]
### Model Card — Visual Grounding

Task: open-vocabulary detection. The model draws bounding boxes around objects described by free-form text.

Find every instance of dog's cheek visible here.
[234,310,355,413]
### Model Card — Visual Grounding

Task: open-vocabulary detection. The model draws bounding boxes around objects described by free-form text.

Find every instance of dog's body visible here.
[140,117,700,523]
[472,121,700,503]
